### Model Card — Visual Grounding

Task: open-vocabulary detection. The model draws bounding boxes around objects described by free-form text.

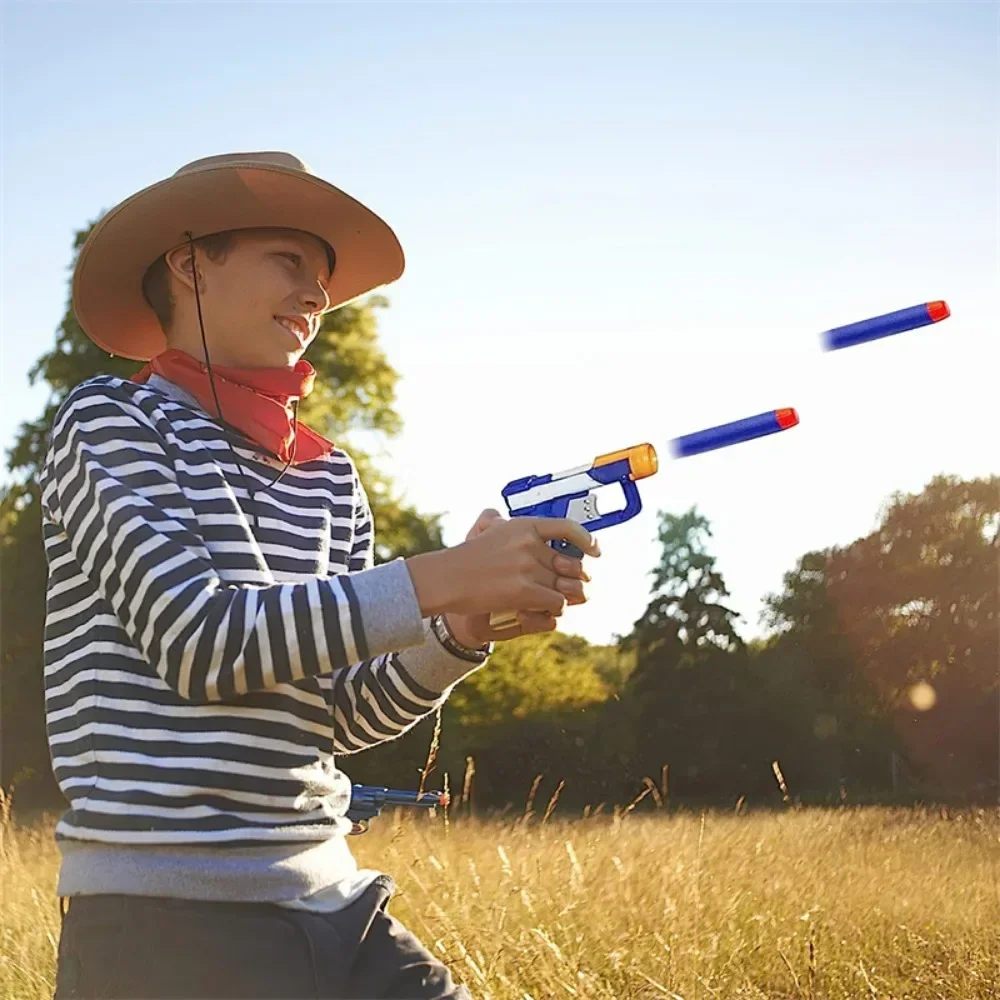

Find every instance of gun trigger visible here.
[350,820,369,835]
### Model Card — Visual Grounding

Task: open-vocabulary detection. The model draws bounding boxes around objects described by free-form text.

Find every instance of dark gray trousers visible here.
[53,877,472,1000]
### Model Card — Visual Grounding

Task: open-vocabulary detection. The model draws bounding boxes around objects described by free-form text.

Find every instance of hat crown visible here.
[174,151,313,177]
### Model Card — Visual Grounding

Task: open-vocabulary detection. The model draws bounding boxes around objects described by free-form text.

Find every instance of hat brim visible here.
[72,160,405,361]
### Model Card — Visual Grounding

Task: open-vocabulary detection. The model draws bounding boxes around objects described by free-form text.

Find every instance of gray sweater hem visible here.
[55,835,379,905]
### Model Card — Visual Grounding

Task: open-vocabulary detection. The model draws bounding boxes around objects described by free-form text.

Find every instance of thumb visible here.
[466,508,505,541]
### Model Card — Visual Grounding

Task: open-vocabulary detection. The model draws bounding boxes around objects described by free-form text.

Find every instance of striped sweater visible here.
[40,373,482,904]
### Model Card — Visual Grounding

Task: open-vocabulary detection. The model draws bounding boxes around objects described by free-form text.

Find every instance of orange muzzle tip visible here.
[594,443,659,480]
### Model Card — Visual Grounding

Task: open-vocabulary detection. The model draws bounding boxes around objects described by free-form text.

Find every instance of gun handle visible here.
[488,539,586,631]
[553,540,585,559]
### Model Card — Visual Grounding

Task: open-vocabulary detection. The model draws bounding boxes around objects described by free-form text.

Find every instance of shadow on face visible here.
[161,227,337,369]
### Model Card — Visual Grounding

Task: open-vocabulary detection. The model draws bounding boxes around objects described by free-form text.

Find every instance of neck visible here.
[147,350,315,392]
[164,325,244,368]
[162,343,299,373]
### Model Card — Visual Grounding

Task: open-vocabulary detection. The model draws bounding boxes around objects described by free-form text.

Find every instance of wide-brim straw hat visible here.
[72,151,405,361]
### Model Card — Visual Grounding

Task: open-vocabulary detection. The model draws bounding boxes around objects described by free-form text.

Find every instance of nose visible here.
[297,276,331,316]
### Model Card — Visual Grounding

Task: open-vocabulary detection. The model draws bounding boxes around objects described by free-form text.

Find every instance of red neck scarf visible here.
[134,349,335,465]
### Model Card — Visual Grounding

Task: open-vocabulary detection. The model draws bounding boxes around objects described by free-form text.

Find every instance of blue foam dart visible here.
[822,301,950,351]
[670,408,799,459]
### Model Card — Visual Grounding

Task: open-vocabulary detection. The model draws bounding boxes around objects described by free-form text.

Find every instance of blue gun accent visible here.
[501,446,657,561]
[346,784,449,834]
[502,460,645,558]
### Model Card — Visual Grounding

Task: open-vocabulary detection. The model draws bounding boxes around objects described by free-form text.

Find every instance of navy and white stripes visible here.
[40,375,478,849]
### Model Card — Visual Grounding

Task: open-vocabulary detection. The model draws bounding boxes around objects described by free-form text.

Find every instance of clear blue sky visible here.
[2,2,997,645]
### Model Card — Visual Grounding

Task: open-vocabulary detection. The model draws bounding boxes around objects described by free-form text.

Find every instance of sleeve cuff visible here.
[395,618,490,695]
[349,558,426,658]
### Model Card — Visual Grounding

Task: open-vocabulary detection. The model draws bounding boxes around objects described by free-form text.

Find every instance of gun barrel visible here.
[593,443,658,481]
[822,300,950,351]
[383,789,446,806]
[350,784,447,808]
[670,408,798,459]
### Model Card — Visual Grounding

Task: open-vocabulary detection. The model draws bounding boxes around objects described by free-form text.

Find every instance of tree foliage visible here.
[625,507,742,662]
[447,632,615,729]
[760,474,999,795]
[615,508,760,800]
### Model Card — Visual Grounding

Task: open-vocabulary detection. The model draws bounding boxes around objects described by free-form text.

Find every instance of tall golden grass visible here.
[2,787,998,999]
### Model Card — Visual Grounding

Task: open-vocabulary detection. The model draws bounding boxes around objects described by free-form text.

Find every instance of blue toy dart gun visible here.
[346,784,450,835]
[821,300,950,351]
[489,408,799,630]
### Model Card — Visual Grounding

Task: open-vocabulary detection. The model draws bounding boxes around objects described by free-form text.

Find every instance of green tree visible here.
[763,475,999,710]
[0,219,445,800]
[619,508,759,802]
[446,632,615,728]
[625,507,742,662]
[760,475,1000,798]
[827,475,999,699]
[760,549,876,709]
[0,483,49,799]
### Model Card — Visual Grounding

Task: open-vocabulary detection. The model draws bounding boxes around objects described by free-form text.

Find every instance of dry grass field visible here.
[2,793,998,999]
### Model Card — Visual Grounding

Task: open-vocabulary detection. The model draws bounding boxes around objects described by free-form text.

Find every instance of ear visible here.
[164,244,204,294]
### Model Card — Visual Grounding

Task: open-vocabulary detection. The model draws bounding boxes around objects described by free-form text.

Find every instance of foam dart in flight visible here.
[821,301,950,351]
[670,408,799,459]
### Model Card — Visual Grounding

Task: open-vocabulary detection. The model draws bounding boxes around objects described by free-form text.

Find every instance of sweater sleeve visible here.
[323,462,488,754]
[41,382,426,705]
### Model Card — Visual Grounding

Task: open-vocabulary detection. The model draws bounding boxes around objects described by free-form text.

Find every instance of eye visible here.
[277,252,302,267]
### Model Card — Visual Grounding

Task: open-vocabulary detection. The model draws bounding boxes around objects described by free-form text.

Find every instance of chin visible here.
[246,346,304,369]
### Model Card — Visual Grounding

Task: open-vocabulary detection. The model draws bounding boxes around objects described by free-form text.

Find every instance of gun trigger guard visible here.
[349,819,369,835]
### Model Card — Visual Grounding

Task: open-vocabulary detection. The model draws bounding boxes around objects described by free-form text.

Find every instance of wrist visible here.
[431,614,492,664]
[405,549,458,618]
[442,613,483,651]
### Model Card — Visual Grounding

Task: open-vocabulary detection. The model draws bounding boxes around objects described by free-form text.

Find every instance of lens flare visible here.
[908,682,937,712]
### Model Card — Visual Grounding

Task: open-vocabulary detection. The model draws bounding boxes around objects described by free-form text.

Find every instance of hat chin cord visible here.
[184,232,299,532]
[185,235,344,932]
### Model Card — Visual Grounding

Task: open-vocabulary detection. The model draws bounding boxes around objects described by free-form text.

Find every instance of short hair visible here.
[140,229,336,334]
[141,231,235,334]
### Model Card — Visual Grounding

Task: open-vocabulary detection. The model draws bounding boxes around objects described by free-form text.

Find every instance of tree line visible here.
[2,221,996,812]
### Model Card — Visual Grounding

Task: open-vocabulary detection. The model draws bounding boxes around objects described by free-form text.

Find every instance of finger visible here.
[554,554,591,582]
[522,585,567,617]
[530,566,587,604]
[555,578,586,603]
[525,540,587,581]
[529,561,562,590]
[510,612,559,636]
[530,518,600,557]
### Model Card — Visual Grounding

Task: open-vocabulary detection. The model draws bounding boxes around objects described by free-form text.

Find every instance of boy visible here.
[43,151,598,999]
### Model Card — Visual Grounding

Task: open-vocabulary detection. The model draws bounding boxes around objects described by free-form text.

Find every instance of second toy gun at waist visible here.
[490,408,800,630]
[346,784,450,835]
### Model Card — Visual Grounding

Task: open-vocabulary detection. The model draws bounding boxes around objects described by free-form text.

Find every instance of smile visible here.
[274,316,307,344]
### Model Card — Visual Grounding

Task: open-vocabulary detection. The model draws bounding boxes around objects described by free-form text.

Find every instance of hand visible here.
[444,509,596,645]
[406,508,599,642]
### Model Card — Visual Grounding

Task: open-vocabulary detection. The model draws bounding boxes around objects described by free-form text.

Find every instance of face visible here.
[166,228,333,368]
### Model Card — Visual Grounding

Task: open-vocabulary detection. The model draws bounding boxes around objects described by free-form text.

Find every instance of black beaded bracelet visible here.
[430,615,492,664]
